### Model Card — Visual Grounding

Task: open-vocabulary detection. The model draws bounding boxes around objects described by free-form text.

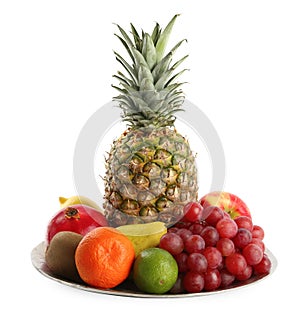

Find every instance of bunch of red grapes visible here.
[159,202,272,293]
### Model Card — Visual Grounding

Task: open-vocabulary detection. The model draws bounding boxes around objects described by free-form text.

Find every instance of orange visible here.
[75,227,135,289]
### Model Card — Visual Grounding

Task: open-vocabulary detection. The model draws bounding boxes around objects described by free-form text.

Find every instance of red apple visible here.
[200,191,251,219]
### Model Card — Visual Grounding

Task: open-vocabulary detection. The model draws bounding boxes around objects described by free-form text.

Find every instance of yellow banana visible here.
[59,195,102,212]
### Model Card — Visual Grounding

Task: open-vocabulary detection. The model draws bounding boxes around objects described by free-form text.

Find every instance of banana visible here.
[59,195,102,212]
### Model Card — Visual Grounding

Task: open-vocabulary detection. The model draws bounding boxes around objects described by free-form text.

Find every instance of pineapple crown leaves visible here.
[112,14,189,128]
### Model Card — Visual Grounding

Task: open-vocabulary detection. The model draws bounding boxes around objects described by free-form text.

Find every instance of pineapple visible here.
[104,15,198,227]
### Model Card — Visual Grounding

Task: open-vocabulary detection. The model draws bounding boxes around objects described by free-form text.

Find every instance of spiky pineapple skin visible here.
[104,127,198,227]
[104,15,198,226]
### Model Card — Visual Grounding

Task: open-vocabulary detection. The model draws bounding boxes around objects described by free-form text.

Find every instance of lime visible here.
[133,247,178,294]
[117,222,167,256]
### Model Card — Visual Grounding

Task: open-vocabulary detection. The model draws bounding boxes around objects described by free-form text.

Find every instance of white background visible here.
[1,0,299,324]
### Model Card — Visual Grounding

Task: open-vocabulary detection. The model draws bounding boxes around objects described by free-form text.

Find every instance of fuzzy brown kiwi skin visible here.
[45,231,83,283]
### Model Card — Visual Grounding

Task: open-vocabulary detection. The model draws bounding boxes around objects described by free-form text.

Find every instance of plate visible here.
[31,242,277,298]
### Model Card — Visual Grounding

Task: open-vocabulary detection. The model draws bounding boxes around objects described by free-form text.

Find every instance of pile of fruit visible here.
[41,16,272,295]
[44,192,272,295]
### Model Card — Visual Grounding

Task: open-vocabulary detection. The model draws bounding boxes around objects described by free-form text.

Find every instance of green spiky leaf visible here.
[155,14,180,62]
[112,15,187,128]
[142,33,157,70]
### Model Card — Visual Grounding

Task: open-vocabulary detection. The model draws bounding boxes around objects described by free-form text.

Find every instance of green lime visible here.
[133,247,178,294]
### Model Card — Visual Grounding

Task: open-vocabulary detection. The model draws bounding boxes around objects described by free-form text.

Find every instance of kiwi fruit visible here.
[45,231,83,283]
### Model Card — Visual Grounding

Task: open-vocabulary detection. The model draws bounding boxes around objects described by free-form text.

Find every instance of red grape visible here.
[177,228,193,242]
[216,238,235,256]
[174,252,189,273]
[183,271,205,293]
[223,212,231,219]
[201,226,219,247]
[236,265,253,281]
[168,227,179,233]
[225,253,247,275]
[202,247,223,269]
[243,243,263,265]
[251,238,265,252]
[159,232,184,255]
[234,216,253,231]
[253,254,271,274]
[183,202,204,222]
[204,269,221,291]
[216,218,238,238]
[187,253,208,273]
[202,206,224,226]
[252,225,265,240]
[220,269,235,287]
[169,274,185,294]
[184,234,205,253]
[232,228,252,249]
[189,222,205,235]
